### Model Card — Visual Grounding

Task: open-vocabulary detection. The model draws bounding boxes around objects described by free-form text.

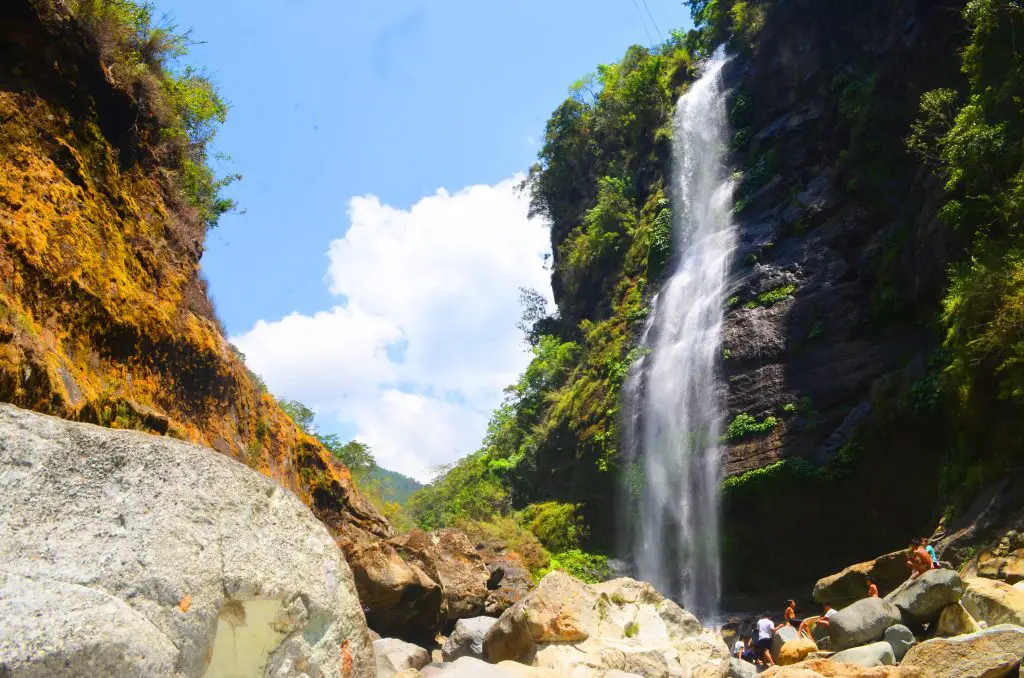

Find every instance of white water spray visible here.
[622,50,735,617]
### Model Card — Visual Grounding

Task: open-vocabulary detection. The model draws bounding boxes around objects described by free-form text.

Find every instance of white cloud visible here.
[232,175,551,482]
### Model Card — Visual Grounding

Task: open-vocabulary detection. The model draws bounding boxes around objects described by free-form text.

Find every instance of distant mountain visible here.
[370,467,423,505]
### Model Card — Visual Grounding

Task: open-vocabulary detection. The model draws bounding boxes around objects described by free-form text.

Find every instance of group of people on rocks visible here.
[731,534,951,666]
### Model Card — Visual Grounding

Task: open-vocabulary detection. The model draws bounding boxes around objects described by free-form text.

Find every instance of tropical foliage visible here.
[69,0,238,227]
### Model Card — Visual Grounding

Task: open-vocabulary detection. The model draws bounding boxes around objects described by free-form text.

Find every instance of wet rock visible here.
[962,576,1024,628]
[828,597,901,650]
[883,623,915,661]
[935,602,981,637]
[898,624,1024,678]
[885,568,965,625]
[441,616,498,662]
[375,638,430,678]
[0,404,374,677]
[830,641,895,667]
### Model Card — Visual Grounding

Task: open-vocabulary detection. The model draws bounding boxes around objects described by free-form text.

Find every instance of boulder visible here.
[812,551,911,606]
[763,658,901,676]
[442,617,498,661]
[899,624,1024,678]
[771,625,799,662]
[778,637,818,665]
[830,641,895,667]
[962,576,1024,627]
[882,623,915,661]
[728,657,758,678]
[962,531,1024,584]
[480,549,534,617]
[885,568,965,625]
[935,602,981,637]
[482,572,725,675]
[375,638,430,677]
[423,529,492,620]
[420,655,562,676]
[827,597,902,650]
[348,538,444,643]
[0,404,375,677]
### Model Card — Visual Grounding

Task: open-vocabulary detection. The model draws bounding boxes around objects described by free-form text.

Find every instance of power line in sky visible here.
[629,0,656,47]
[639,0,665,43]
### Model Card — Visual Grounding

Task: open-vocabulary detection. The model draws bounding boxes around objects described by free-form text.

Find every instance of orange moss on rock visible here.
[0,4,391,545]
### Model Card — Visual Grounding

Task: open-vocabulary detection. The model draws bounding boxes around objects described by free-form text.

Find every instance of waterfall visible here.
[622,50,735,617]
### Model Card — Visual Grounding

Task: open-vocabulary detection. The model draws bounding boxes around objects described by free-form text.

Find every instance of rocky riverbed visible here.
[4,403,1024,677]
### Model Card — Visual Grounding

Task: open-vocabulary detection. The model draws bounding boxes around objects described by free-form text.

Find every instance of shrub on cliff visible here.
[69,0,238,227]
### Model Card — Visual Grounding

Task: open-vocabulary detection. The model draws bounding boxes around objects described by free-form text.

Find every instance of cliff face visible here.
[716,0,968,601]
[0,1,390,548]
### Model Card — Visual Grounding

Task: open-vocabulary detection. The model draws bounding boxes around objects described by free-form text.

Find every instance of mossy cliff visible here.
[0,0,391,547]
[412,0,1024,608]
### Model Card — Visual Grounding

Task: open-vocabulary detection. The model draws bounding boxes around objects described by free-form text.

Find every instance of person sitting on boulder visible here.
[923,536,940,568]
[867,576,879,597]
[907,538,932,578]
[755,613,775,666]
[799,602,835,641]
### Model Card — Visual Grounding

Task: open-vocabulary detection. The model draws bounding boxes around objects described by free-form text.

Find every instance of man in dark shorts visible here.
[755,612,775,666]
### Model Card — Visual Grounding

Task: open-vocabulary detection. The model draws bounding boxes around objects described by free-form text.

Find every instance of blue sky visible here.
[161,0,691,479]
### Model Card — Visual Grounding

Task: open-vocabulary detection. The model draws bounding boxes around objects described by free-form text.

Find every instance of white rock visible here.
[441,617,498,661]
[375,638,430,677]
[0,404,374,677]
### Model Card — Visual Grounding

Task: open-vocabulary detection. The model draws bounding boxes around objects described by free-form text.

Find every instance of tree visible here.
[319,434,377,478]
[516,287,558,346]
[279,399,316,434]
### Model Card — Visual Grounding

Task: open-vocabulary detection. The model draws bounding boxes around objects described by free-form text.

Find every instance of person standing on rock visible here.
[732,636,745,658]
[907,538,932,578]
[755,613,775,667]
[867,576,879,597]
[775,599,799,632]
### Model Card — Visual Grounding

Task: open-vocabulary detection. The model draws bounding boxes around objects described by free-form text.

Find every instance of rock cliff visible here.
[0,0,391,555]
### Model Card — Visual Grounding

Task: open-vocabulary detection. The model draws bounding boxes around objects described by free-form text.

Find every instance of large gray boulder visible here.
[442,616,498,661]
[885,568,965,625]
[830,640,895,667]
[0,404,374,677]
[482,573,727,675]
[727,657,758,678]
[883,623,915,661]
[374,637,430,677]
[899,624,1024,678]
[828,597,902,650]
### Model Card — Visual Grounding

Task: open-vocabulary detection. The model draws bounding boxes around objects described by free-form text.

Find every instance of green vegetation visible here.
[624,621,640,638]
[69,0,238,227]
[539,550,610,584]
[905,0,1024,502]
[757,284,796,306]
[724,413,778,441]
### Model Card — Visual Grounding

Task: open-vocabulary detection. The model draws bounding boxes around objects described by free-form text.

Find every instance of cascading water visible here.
[622,50,735,618]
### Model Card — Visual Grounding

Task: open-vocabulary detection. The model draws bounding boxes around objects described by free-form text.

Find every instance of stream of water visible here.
[622,50,735,618]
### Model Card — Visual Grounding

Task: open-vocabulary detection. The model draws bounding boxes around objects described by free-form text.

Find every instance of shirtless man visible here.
[907,538,932,578]
[775,599,798,632]
[867,576,879,597]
